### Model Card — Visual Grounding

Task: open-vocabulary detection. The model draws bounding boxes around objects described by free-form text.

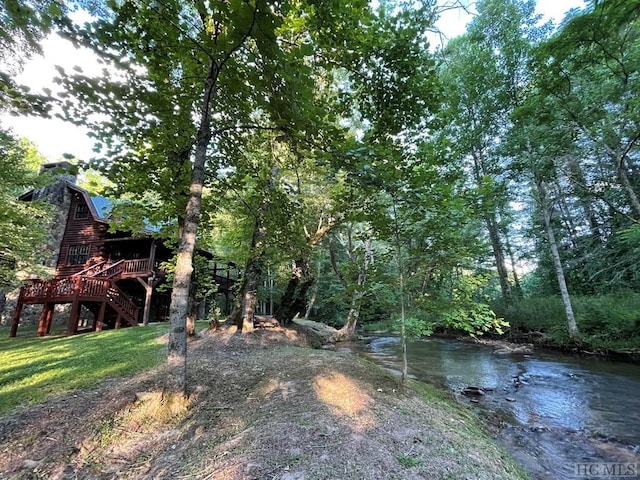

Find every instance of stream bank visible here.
[426,328,640,363]
[0,327,528,480]
[350,335,640,480]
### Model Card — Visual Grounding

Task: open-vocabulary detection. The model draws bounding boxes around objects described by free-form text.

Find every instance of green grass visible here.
[0,324,170,415]
[397,453,422,468]
[406,379,530,479]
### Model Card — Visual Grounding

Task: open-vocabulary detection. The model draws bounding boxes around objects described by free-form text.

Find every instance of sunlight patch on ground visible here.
[313,373,375,431]
[258,379,297,401]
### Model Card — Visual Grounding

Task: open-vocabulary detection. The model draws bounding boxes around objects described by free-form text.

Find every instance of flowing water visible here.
[349,336,640,479]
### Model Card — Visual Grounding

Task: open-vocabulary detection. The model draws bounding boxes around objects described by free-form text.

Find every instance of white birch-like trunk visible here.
[332,237,373,341]
[537,180,580,342]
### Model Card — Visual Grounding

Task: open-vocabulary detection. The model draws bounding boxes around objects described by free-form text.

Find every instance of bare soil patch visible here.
[0,326,527,479]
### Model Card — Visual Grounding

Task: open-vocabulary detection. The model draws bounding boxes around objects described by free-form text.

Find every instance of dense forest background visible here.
[2,0,639,368]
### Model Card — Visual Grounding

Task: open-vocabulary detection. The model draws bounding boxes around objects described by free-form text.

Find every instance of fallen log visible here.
[292,318,337,348]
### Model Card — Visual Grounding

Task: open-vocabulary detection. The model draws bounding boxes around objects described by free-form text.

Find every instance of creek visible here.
[349,335,640,479]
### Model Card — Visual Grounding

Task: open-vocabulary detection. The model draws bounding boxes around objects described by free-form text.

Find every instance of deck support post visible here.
[67,299,81,336]
[45,304,54,334]
[137,276,154,326]
[37,304,47,336]
[67,276,82,336]
[95,301,106,332]
[37,303,54,336]
[10,297,23,337]
[148,240,157,274]
[143,279,152,326]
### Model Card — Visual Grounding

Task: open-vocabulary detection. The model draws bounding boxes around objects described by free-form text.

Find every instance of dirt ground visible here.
[0,326,527,480]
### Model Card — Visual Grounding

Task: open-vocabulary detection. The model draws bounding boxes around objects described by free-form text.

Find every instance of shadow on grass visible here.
[0,325,169,415]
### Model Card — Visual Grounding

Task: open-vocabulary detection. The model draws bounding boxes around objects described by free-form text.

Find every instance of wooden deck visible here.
[19,276,139,321]
[73,259,153,279]
[11,256,237,337]
[10,259,154,337]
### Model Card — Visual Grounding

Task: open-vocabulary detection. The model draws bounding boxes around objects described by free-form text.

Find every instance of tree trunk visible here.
[331,291,364,342]
[228,282,243,328]
[502,228,522,299]
[239,255,262,333]
[555,184,580,250]
[485,214,513,306]
[165,59,218,397]
[304,259,321,319]
[304,256,324,319]
[274,258,313,325]
[567,158,602,240]
[331,236,373,342]
[537,179,580,342]
[616,156,640,219]
[472,153,512,306]
[275,213,334,325]
[238,165,280,332]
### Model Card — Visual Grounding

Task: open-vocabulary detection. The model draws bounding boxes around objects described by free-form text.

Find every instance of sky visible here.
[2,0,587,163]
[431,0,586,43]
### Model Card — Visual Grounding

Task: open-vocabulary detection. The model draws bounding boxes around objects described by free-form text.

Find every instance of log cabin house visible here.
[9,163,235,337]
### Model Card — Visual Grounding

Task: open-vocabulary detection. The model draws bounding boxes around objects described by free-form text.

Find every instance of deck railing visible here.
[91,258,151,278]
[91,259,125,278]
[20,276,139,324]
[122,258,150,275]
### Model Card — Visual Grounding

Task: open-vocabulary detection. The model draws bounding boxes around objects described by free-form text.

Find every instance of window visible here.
[75,203,89,219]
[111,247,123,260]
[68,244,90,265]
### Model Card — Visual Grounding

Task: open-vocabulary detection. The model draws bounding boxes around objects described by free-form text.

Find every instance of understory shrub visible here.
[494,293,640,349]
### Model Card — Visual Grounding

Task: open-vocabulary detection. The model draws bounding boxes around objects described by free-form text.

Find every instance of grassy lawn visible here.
[0,323,172,415]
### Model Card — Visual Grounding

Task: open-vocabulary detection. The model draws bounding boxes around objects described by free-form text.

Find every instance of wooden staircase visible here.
[10,256,236,337]
[9,259,158,337]
[19,276,140,328]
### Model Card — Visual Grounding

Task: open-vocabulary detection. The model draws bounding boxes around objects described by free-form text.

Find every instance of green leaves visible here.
[402,316,434,338]
[0,0,72,115]
[0,126,50,289]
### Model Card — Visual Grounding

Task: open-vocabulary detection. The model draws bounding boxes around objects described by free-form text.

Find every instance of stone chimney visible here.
[20,162,78,271]
[1,163,78,325]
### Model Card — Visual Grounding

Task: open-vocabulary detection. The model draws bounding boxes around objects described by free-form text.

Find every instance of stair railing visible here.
[72,261,107,277]
[79,277,110,297]
[92,259,126,278]
[105,283,139,323]
[20,277,139,326]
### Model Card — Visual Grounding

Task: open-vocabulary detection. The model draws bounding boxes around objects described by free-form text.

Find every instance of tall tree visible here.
[516,0,640,295]
[329,224,374,341]
[0,128,50,289]
[59,0,432,393]
[438,0,549,307]
[508,78,582,339]
[539,0,640,219]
